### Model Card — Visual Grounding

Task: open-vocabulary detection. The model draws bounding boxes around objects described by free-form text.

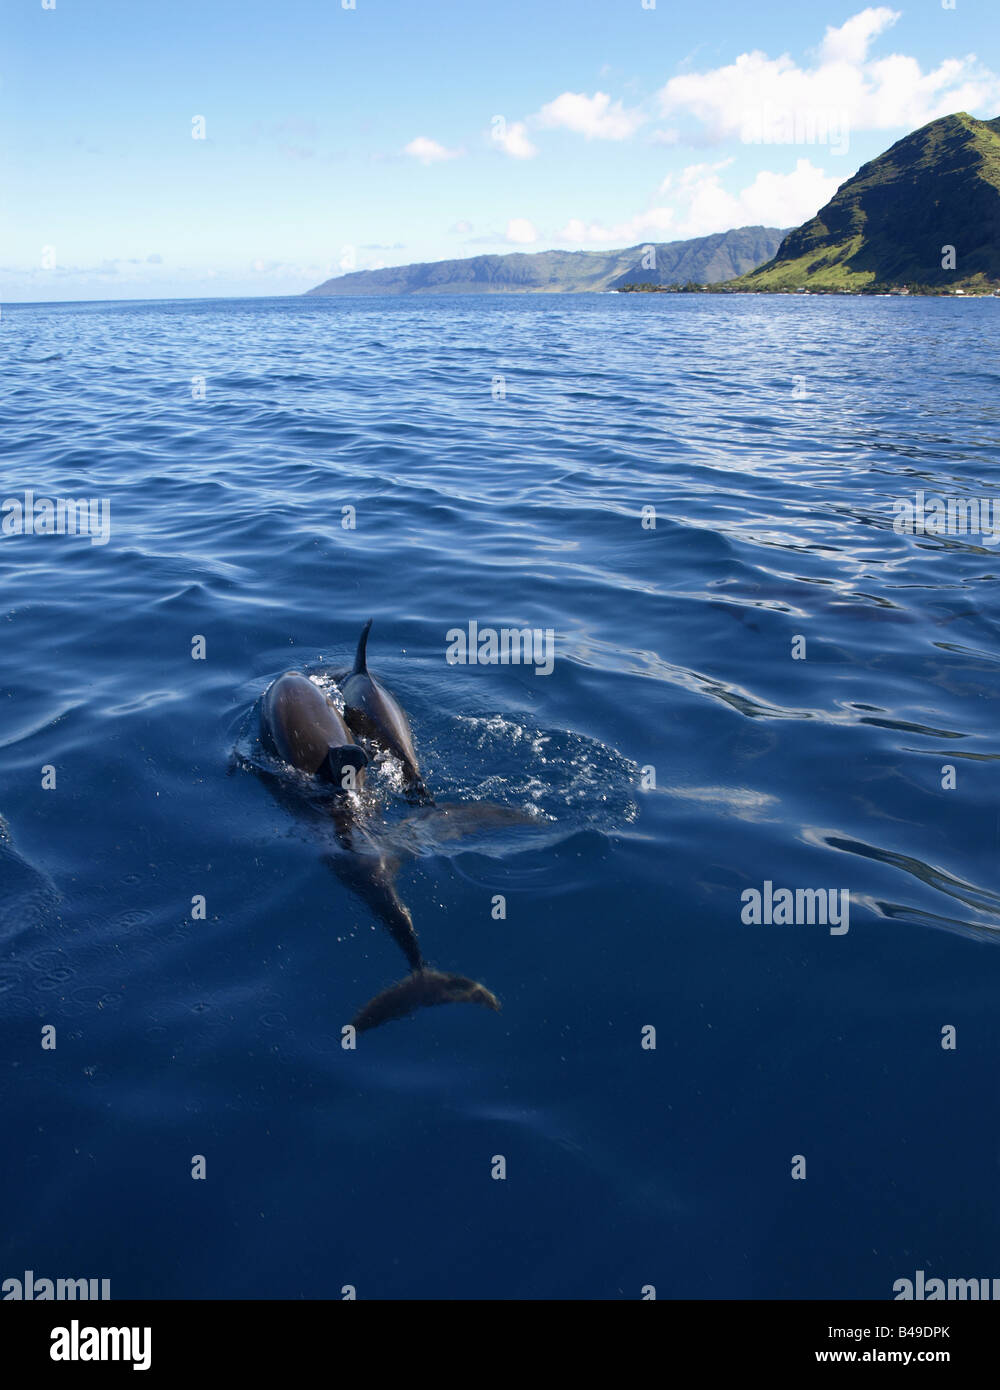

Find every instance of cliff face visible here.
[731,113,1000,291]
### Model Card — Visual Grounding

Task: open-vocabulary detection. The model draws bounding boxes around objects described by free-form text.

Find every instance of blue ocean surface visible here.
[1,292,999,1299]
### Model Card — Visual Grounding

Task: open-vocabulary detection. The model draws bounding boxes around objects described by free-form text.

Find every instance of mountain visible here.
[304,226,787,296]
[608,226,789,288]
[729,112,1000,292]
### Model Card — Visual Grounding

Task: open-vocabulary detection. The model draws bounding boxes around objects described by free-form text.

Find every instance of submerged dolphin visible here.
[340,619,430,802]
[256,666,510,1033]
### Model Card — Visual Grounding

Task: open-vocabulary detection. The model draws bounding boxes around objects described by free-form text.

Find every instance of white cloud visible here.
[658,7,1000,142]
[505,218,538,244]
[559,157,839,246]
[819,7,898,65]
[559,207,676,245]
[670,158,840,237]
[535,91,645,140]
[404,136,461,164]
[657,158,731,197]
[492,120,538,159]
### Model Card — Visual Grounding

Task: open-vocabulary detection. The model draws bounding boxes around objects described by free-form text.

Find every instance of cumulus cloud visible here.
[505,218,538,244]
[404,136,462,164]
[491,119,538,159]
[535,91,645,140]
[819,7,898,65]
[669,158,840,237]
[559,157,839,245]
[658,7,1000,143]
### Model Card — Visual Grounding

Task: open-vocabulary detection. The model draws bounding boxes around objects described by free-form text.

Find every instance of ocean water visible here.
[2,292,999,1300]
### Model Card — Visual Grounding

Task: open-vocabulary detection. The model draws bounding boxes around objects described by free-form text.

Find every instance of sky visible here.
[2,0,999,301]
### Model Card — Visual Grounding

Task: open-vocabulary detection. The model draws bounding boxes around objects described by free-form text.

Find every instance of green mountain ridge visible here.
[728,112,1000,292]
[304,226,787,296]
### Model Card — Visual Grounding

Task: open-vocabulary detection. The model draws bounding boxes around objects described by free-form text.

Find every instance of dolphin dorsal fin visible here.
[352,618,373,676]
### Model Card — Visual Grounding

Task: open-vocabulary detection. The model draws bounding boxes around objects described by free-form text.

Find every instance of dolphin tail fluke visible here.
[351,968,501,1034]
[352,618,374,676]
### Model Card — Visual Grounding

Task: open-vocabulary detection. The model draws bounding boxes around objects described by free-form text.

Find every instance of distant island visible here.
[304,227,787,296]
[723,112,1000,295]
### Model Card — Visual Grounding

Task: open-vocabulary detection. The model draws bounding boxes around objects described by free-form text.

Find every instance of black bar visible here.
[2,1300,990,1376]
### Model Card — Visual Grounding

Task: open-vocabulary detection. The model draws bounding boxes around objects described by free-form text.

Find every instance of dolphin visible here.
[255,666,507,1033]
[262,671,369,790]
[340,619,431,802]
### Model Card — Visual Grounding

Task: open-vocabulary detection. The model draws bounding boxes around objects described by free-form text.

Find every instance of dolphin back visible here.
[263,671,362,779]
[352,968,501,1033]
[342,620,427,797]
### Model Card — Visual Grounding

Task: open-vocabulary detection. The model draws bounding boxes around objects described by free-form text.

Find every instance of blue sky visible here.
[3,0,998,300]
